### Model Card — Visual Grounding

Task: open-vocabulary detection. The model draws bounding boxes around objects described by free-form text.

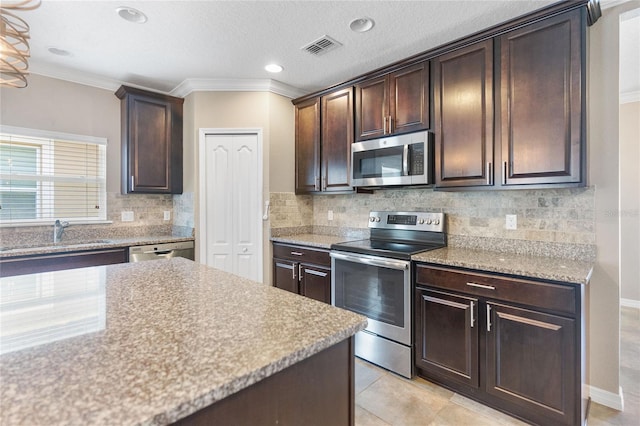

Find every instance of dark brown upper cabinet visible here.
[294,97,320,193]
[434,8,585,190]
[498,9,585,187]
[321,88,353,192]
[295,87,353,194]
[355,61,429,141]
[116,86,184,194]
[434,40,494,188]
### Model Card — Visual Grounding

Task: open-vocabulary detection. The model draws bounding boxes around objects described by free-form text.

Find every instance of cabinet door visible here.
[389,62,430,135]
[295,97,321,194]
[321,88,353,192]
[300,264,331,304]
[499,9,584,186]
[434,40,494,188]
[127,96,174,193]
[117,86,183,194]
[486,302,577,425]
[355,76,388,141]
[273,259,299,294]
[415,287,479,388]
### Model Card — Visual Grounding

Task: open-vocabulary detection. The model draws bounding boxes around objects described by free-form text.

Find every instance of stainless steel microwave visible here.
[351,131,433,187]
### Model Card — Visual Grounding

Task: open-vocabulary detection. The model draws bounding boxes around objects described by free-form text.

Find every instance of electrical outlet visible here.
[121,211,134,222]
[506,214,517,230]
[328,210,334,221]
[164,211,171,221]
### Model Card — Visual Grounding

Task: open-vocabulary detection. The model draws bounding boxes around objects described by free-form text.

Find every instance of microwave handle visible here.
[402,144,409,176]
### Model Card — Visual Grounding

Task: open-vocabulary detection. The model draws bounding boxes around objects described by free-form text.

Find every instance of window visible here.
[0,126,107,225]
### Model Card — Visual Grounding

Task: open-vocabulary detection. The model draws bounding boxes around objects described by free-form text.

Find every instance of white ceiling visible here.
[11,0,638,98]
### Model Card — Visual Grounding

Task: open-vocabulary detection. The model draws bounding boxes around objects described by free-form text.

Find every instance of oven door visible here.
[330,251,411,345]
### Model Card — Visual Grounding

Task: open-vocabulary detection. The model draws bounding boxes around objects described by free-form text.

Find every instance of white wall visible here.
[586,1,640,404]
[620,100,640,304]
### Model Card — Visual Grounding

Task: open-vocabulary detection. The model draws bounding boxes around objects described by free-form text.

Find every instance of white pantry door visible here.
[203,133,261,281]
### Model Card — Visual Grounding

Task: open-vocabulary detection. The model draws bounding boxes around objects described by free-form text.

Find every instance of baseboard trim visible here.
[589,385,624,411]
[621,298,640,309]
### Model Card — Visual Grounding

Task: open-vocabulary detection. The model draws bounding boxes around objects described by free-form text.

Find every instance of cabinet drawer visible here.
[272,243,330,266]
[415,264,576,315]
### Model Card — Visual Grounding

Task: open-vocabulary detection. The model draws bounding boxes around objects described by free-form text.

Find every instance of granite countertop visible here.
[271,233,360,249]
[0,235,195,258]
[271,232,593,284]
[413,247,594,285]
[0,258,367,425]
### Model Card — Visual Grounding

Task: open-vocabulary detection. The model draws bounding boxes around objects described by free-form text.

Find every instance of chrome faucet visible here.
[53,219,70,243]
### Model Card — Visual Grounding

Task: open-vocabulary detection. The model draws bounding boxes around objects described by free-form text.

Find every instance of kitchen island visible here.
[0,258,367,425]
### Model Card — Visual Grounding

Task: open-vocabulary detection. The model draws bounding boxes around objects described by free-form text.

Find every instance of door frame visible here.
[198,128,264,282]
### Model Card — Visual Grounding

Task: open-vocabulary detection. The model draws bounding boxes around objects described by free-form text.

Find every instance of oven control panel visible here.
[368,211,445,232]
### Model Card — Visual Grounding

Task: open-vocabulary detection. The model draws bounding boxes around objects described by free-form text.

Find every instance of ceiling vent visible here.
[301,35,342,56]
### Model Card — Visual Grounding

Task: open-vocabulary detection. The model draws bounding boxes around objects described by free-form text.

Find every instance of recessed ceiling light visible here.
[265,64,283,73]
[349,17,375,33]
[116,6,148,24]
[47,47,72,57]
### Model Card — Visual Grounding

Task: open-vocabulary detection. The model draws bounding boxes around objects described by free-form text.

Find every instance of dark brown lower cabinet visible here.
[415,288,479,388]
[0,248,128,278]
[174,337,355,426]
[486,302,576,425]
[415,264,586,426]
[272,242,332,304]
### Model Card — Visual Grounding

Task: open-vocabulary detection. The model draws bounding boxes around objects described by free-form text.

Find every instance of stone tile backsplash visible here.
[270,187,597,261]
[0,192,191,248]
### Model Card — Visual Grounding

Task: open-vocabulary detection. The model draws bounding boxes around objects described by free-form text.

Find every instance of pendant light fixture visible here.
[0,0,41,88]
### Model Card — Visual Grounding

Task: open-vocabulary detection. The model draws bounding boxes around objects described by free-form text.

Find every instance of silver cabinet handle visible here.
[487,304,492,332]
[503,161,508,185]
[322,175,327,191]
[290,251,304,256]
[470,301,475,328]
[315,176,320,191]
[466,282,496,290]
[389,116,393,134]
[486,162,493,186]
[131,176,135,191]
[298,263,303,282]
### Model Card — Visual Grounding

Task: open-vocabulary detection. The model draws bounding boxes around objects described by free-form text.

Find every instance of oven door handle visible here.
[330,251,409,270]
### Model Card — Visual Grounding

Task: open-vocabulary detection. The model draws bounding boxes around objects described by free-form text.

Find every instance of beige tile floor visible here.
[354,306,640,426]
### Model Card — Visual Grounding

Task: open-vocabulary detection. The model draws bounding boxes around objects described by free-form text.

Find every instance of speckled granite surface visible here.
[270,233,360,249]
[0,235,194,258]
[413,247,594,285]
[0,258,367,425]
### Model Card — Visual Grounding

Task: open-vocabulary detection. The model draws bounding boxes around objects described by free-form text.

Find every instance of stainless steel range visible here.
[330,211,446,378]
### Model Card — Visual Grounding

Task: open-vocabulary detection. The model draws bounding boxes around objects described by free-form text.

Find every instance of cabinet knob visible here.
[242,247,248,253]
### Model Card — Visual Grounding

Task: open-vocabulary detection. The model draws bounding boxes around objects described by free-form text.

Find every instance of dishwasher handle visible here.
[142,249,173,255]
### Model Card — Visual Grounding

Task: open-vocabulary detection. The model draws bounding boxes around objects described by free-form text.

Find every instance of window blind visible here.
[0,127,107,224]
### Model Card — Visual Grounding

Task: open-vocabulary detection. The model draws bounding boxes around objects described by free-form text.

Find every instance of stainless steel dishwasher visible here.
[128,241,195,262]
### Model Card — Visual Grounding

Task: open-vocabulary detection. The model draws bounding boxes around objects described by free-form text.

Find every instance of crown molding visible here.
[30,63,131,92]
[170,78,305,99]
[620,90,640,104]
[28,63,306,99]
